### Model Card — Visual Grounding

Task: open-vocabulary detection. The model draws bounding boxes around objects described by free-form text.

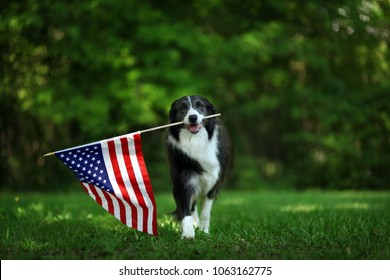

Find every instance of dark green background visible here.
[1,0,389,191]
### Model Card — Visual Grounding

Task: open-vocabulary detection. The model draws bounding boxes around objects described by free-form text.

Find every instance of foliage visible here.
[1,0,389,190]
[1,191,390,259]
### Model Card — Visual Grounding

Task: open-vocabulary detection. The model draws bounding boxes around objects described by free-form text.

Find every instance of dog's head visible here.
[169,95,216,135]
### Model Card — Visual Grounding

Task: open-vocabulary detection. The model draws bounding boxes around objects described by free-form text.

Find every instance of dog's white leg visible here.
[181,216,195,239]
[199,198,214,234]
[192,205,200,227]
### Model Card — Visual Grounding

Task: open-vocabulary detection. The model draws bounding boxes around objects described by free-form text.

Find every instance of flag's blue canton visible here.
[56,144,114,193]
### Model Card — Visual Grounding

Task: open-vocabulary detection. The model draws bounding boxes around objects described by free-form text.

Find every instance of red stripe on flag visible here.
[80,183,89,193]
[84,183,126,224]
[101,187,115,215]
[107,140,135,227]
[133,133,158,236]
[87,183,103,206]
[120,137,147,231]
[85,183,115,216]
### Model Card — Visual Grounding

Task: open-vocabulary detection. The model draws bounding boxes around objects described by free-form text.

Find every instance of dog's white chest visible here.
[173,127,221,193]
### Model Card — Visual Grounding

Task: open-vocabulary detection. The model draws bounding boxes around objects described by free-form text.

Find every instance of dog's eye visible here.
[195,101,204,109]
[179,103,188,111]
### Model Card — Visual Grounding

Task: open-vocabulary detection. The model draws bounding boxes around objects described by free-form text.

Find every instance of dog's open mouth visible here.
[185,122,203,134]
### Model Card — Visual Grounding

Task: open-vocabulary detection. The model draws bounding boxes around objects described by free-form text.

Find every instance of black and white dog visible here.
[166,96,231,239]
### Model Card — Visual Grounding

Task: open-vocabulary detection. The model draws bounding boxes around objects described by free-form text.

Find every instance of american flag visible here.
[55,133,158,236]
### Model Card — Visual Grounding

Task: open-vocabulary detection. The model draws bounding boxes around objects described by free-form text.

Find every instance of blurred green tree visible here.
[1,0,389,190]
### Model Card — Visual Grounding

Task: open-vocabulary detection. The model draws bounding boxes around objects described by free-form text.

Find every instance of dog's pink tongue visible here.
[189,124,201,133]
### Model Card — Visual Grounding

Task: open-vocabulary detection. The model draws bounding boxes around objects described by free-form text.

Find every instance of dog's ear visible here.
[206,101,216,115]
[199,96,216,115]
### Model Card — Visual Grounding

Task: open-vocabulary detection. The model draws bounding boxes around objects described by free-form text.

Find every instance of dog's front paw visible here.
[181,216,195,239]
[181,230,195,239]
[199,216,210,234]
[199,222,210,234]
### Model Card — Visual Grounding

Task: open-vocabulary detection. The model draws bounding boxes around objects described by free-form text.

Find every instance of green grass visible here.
[1,190,390,259]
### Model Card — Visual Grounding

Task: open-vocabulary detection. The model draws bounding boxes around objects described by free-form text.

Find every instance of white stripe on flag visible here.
[83,182,121,222]
[129,137,155,234]
[100,141,129,226]
[113,137,144,232]
[97,184,122,222]
[82,183,95,201]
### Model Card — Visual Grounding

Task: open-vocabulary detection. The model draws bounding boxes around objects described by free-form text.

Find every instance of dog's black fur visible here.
[166,95,231,238]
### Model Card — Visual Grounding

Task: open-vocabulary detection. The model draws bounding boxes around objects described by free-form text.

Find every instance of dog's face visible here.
[169,96,215,134]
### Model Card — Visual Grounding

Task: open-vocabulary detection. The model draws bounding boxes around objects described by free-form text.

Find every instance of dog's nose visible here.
[189,115,198,123]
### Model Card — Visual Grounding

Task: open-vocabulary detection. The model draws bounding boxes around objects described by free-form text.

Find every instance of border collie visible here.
[166,95,231,239]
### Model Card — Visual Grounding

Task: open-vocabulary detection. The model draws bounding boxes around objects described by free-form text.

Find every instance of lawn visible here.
[1,190,389,259]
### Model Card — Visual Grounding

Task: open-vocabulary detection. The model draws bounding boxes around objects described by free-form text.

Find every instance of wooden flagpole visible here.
[138,113,221,134]
[43,113,221,157]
